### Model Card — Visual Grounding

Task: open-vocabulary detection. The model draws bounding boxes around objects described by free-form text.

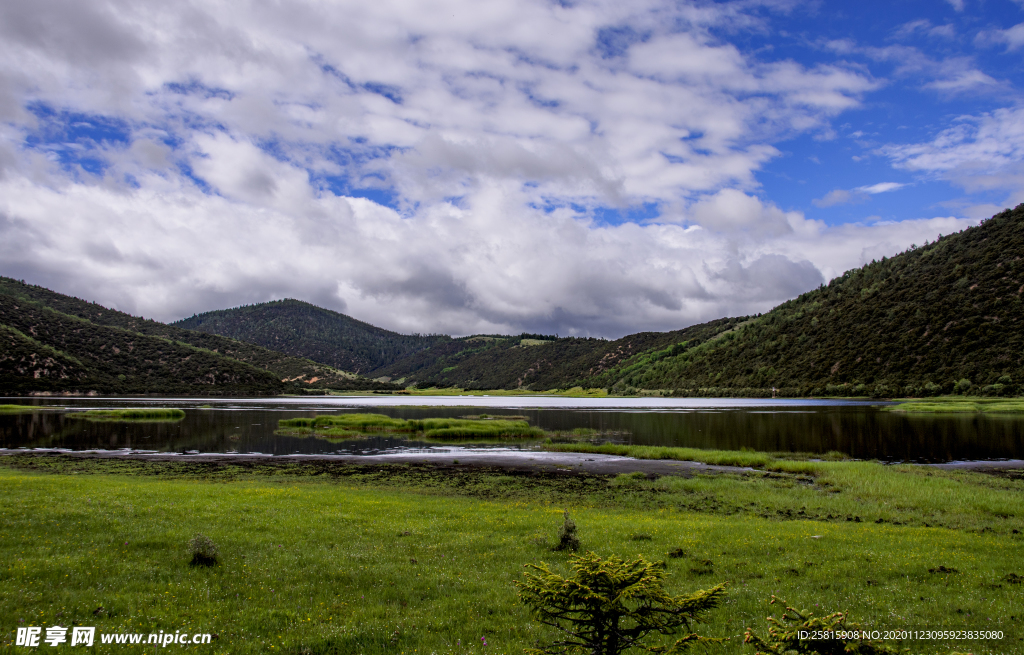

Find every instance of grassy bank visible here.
[0,456,1021,655]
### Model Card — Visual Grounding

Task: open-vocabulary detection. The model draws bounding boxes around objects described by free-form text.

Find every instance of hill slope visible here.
[372,320,739,390]
[173,300,448,374]
[577,205,1024,397]
[0,279,398,394]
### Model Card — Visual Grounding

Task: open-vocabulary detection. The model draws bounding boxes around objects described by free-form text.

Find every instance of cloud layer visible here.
[0,0,989,337]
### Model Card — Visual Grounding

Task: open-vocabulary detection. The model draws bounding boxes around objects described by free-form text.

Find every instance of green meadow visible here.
[0,456,1021,654]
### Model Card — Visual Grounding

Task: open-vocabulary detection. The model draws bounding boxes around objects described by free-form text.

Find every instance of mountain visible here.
[0,278,398,395]
[594,205,1024,397]
[172,299,448,373]
[372,321,738,389]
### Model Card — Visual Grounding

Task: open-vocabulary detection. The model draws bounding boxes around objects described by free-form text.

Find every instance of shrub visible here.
[554,510,580,552]
[187,534,219,567]
[744,596,898,654]
[517,552,726,655]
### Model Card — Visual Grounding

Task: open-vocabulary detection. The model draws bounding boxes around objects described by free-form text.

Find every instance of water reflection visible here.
[1,398,1022,462]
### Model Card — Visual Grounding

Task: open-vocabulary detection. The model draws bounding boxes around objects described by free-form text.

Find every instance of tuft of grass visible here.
[66,408,185,421]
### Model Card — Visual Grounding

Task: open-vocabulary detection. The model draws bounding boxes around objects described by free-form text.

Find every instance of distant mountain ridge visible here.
[0,278,398,395]
[173,299,449,373]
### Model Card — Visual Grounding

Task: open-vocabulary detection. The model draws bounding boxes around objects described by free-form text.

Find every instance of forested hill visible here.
[0,279,397,394]
[173,299,449,373]
[371,320,739,389]
[580,204,1024,397]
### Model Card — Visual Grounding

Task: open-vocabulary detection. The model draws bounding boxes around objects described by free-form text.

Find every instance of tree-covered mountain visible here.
[372,321,738,389]
[0,279,398,395]
[172,299,449,374]
[590,205,1024,397]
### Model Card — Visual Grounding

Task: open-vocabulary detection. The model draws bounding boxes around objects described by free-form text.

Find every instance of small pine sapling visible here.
[555,509,580,552]
[743,596,902,654]
[187,533,219,566]
[517,551,726,655]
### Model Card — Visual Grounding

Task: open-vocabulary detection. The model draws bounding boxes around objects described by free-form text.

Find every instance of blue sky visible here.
[0,0,1020,337]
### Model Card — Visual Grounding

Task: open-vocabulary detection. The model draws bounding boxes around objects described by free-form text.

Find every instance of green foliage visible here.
[516,552,726,655]
[186,533,219,567]
[67,408,186,421]
[744,596,900,654]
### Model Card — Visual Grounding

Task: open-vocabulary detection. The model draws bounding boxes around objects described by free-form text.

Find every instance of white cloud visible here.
[976,22,1024,51]
[812,182,905,207]
[0,0,986,337]
[0,165,977,337]
[857,182,905,194]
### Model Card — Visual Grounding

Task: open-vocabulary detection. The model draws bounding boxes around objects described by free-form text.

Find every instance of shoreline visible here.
[4,448,1022,475]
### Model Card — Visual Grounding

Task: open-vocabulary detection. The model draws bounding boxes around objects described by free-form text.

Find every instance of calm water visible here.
[2,396,1023,462]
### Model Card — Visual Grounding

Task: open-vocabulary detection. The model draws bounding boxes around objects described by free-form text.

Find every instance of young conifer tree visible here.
[517,552,726,655]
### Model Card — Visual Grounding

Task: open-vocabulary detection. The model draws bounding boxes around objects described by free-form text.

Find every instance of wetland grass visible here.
[0,403,38,413]
[886,397,1024,414]
[277,413,545,441]
[66,408,186,421]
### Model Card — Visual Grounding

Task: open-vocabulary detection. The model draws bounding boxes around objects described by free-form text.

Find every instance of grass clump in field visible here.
[66,408,186,421]
[0,404,38,413]
[187,533,219,567]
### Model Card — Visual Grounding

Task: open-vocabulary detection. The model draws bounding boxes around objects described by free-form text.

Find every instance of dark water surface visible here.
[2,396,1023,462]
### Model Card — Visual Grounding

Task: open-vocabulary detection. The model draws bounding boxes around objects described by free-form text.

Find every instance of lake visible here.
[2,395,1023,462]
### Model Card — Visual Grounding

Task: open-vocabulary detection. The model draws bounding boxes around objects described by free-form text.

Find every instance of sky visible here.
[0,0,1022,338]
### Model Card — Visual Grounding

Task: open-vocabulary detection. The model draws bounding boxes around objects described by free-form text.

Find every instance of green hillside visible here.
[374,321,738,390]
[0,279,398,394]
[577,205,1024,397]
[172,299,448,374]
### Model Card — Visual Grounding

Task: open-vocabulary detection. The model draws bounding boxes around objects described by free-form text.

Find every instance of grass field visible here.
[0,456,1021,655]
